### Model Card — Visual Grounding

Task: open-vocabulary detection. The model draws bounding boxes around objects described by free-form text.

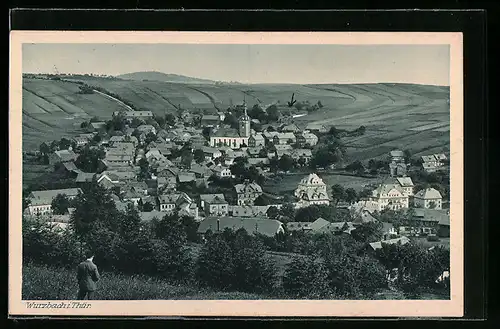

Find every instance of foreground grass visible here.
[22,262,266,300]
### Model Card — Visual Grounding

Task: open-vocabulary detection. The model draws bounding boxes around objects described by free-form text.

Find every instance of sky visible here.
[22,43,450,85]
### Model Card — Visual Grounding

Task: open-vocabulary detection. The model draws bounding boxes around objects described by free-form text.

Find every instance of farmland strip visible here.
[183,85,220,110]
[22,87,73,115]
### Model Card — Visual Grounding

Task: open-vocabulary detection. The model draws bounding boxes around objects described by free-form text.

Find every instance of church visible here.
[209,105,251,149]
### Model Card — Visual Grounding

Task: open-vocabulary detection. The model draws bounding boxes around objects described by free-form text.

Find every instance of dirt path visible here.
[92,89,134,111]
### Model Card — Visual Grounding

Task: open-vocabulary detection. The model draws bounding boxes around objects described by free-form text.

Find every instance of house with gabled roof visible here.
[248,133,265,147]
[234,180,263,206]
[49,149,78,165]
[370,183,409,211]
[294,173,330,208]
[368,236,411,251]
[413,187,443,209]
[197,217,285,238]
[27,188,82,216]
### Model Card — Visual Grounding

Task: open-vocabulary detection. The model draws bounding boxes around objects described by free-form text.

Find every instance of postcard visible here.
[9,31,463,317]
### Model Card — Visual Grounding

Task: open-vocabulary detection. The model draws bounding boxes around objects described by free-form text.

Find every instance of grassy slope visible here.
[23,262,267,300]
[22,77,449,162]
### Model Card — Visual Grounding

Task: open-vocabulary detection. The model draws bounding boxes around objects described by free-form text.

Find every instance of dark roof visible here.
[198,217,284,237]
[212,127,240,138]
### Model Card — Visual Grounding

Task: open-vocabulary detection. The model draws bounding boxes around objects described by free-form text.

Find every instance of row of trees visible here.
[23,182,449,299]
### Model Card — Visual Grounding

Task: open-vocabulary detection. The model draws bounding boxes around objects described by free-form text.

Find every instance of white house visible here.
[294,173,330,208]
[370,184,409,211]
[212,166,232,178]
[27,188,82,216]
[413,188,443,210]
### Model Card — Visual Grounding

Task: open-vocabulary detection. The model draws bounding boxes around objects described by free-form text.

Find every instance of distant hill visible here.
[117,71,216,84]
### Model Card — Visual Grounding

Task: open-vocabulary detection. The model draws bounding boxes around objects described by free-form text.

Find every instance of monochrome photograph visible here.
[9,31,463,317]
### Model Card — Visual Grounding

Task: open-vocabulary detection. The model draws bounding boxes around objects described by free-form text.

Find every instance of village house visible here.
[212,165,232,179]
[27,188,82,216]
[201,146,222,161]
[290,149,313,164]
[87,121,106,133]
[109,135,138,147]
[368,236,411,251]
[49,149,78,165]
[203,195,229,217]
[197,217,285,238]
[248,157,270,167]
[189,135,207,149]
[280,123,301,133]
[421,153,448,173]
[370,183,409,211]
[286,217,331,234]
[317,221,356,235]
[399,208,449,237]
[189,163,212,179]
[201,114,221,128]
[273,132,296,145]
[246,147,263,158]
[234,180,263,206]
[75,172,96,185]
[295,132,319,147]
[55,161,82,177]
[413,187,443,209]
[262,131,279,145]
[158,194,180,212]
[248,133,265,147]
[272,144,293,152]
[103,154,133,166]
[136,124,157,136]
[389,149,407,177]
[114,110,153,120]
[305,123,328,133]
[96,172,120,190]
[394,177,415,196]
[438,215,450,237]
[209,107,251,149]
[72,136,89,148]
[294,173,330,208]
[229,205,271,218]
[352,209,379,226]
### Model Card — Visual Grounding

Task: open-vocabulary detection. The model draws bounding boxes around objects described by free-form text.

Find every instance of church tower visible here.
[238,98,251,137]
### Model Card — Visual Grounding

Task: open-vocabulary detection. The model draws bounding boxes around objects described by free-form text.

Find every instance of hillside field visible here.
[22,77,450,162]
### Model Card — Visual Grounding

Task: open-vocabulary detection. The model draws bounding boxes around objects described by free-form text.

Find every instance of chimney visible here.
[217,218,220,232]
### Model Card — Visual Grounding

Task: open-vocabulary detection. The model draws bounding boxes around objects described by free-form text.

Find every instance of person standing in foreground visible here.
[77,251,100,300]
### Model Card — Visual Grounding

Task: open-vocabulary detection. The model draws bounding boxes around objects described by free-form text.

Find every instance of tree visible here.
[283,256,333,298]
[266,206,279,219]
[138,158,150,180]
[145,132,157,145]
[310,138,347,169]
[80,121,89,129]
[330,184,346,206]
[317,100,324,108]
[266,105,280,122]
[143,202,154,212]
[254,194,270,206]
[345,160,365,176]
[223,113,239,129]
[403,149,412,164]
[154,115,166,128]
[75,146,106,173]
[351,222,384,243]
[345,188,358,204]
[196,235,236,290]
[279,203,296,220]
[278,154,295,172]
[193,149,205,163]
[71,181,121,241]
[165,113,176,126]
[181,150,193,169]
[39,142,50,155]
[51,193,71,215]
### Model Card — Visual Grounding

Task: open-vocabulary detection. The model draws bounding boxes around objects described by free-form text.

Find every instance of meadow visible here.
[21,75,450,163]
[22,262,266,300]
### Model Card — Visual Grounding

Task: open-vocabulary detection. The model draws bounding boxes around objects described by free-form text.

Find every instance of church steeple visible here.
[239,95,250,137]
